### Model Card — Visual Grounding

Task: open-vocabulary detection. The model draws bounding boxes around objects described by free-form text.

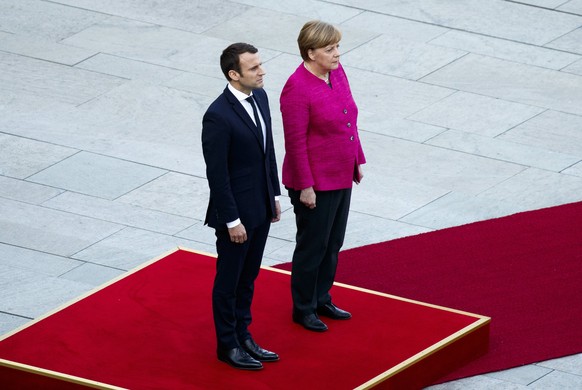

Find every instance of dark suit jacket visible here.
[202,86,281,230]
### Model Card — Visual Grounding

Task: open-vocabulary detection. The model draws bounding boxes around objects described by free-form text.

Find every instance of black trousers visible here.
[212,219,271,350]
[288,188,352,315]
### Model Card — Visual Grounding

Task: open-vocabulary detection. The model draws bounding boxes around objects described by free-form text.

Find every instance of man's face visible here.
[231,52,265,94]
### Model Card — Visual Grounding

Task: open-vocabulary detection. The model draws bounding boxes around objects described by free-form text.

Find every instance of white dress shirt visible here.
[225,84,278,229]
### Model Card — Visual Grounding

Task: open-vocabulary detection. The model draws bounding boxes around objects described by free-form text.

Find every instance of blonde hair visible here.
[297,20,342,61]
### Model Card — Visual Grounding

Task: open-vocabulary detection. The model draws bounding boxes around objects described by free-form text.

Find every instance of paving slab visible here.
[0,89,75,124]
[484,365,553,386]
[426,130,580,172]
[330,0,582,45]
[358,114,446,143]
[0,243,84,277]
[235,0,362,23]
[0,133,77,179]
[163,72,227,98]
[347,67,455,119]
[174,221,218,247]
[360,132,526,195]
[53,80,211,175]
[263,236,295,265]
[4,80,209,176]
[0,33,97,65]
[537,354,582,376]
[420,54,582,116]
[498,110,582,155]
[0,313,29,335]
[43,192,197,236]
[563,58,582,75]
[560,0,582,14]
[408,91,545,137]
[28,151,167,200]
[341,33,466,80]
[428,30,581,70]
[563,161,582,177]
[350,172,449,220]
[528,370,582,389]
[341,210,432,247]
[72,227,213,270]
[0,176,64,205]
[117,172,209,220]
[51,0,251,34]
[518,0,576,8]
[546,26,582,54]
[400,192,524,230]
[0,0,110,40]
[204,7,377,56]
[478,168,582,210]
[60,262,126,287]
[0,197,123,257]
[75,53,186,84]
[0,265,93,319]
[61,16,252,77]
[426,374,528,389]
[340,11,449,42]
[0,51,126,105]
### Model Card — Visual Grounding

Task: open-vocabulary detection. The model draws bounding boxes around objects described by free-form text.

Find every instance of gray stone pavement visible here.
[1,0,581,388]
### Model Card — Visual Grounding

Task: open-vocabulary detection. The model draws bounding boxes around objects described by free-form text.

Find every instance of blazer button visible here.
[350,136,354,141]
[347,122,351,128]
[343,109,348,114]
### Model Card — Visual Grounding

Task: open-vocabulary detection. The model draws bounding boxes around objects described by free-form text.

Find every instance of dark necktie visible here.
[246,96,265,151]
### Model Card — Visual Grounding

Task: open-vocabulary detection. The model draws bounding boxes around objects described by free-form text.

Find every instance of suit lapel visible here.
[224,87,265,151]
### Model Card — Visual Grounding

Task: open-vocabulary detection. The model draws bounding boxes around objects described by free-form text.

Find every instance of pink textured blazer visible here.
[280,62,366,191]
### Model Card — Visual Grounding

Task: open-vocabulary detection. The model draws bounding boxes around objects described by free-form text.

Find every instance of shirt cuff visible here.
[226,219,241,229]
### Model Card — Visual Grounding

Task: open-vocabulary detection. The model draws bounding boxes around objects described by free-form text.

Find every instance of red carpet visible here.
[330,201,582,382]
[0,249,488,389]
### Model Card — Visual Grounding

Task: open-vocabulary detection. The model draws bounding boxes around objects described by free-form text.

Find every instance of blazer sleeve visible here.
[201,109,239,224]
[280,77,315,190]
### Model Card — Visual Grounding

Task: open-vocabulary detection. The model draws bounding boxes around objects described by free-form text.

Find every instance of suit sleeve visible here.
[201,109,239,224]
[261,90,281,198]
[270,148,281,198]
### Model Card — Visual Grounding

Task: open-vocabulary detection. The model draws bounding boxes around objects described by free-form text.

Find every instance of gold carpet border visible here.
[0,247,187,388]
[264,263,491,389]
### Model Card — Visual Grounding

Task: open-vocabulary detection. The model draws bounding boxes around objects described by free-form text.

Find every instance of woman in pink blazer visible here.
[280,20,366,332]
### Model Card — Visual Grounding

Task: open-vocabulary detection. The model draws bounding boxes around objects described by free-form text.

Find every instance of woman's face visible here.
[308,42,340,72]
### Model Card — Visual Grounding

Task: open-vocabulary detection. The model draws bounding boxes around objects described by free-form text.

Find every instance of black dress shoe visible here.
[217,347,263,370]
[317,302,352,320]
[293,312,328,332]
[241,338,279,362]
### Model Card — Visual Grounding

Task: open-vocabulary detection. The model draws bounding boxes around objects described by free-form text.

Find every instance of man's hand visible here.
[228,223,247,244]
[300,187,316,209]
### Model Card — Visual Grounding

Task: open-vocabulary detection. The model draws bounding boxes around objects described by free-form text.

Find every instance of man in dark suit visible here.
[202,43,281,371]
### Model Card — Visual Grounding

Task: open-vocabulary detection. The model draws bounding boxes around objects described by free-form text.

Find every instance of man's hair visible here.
[220,42,259,80]
[297,20,342,61]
